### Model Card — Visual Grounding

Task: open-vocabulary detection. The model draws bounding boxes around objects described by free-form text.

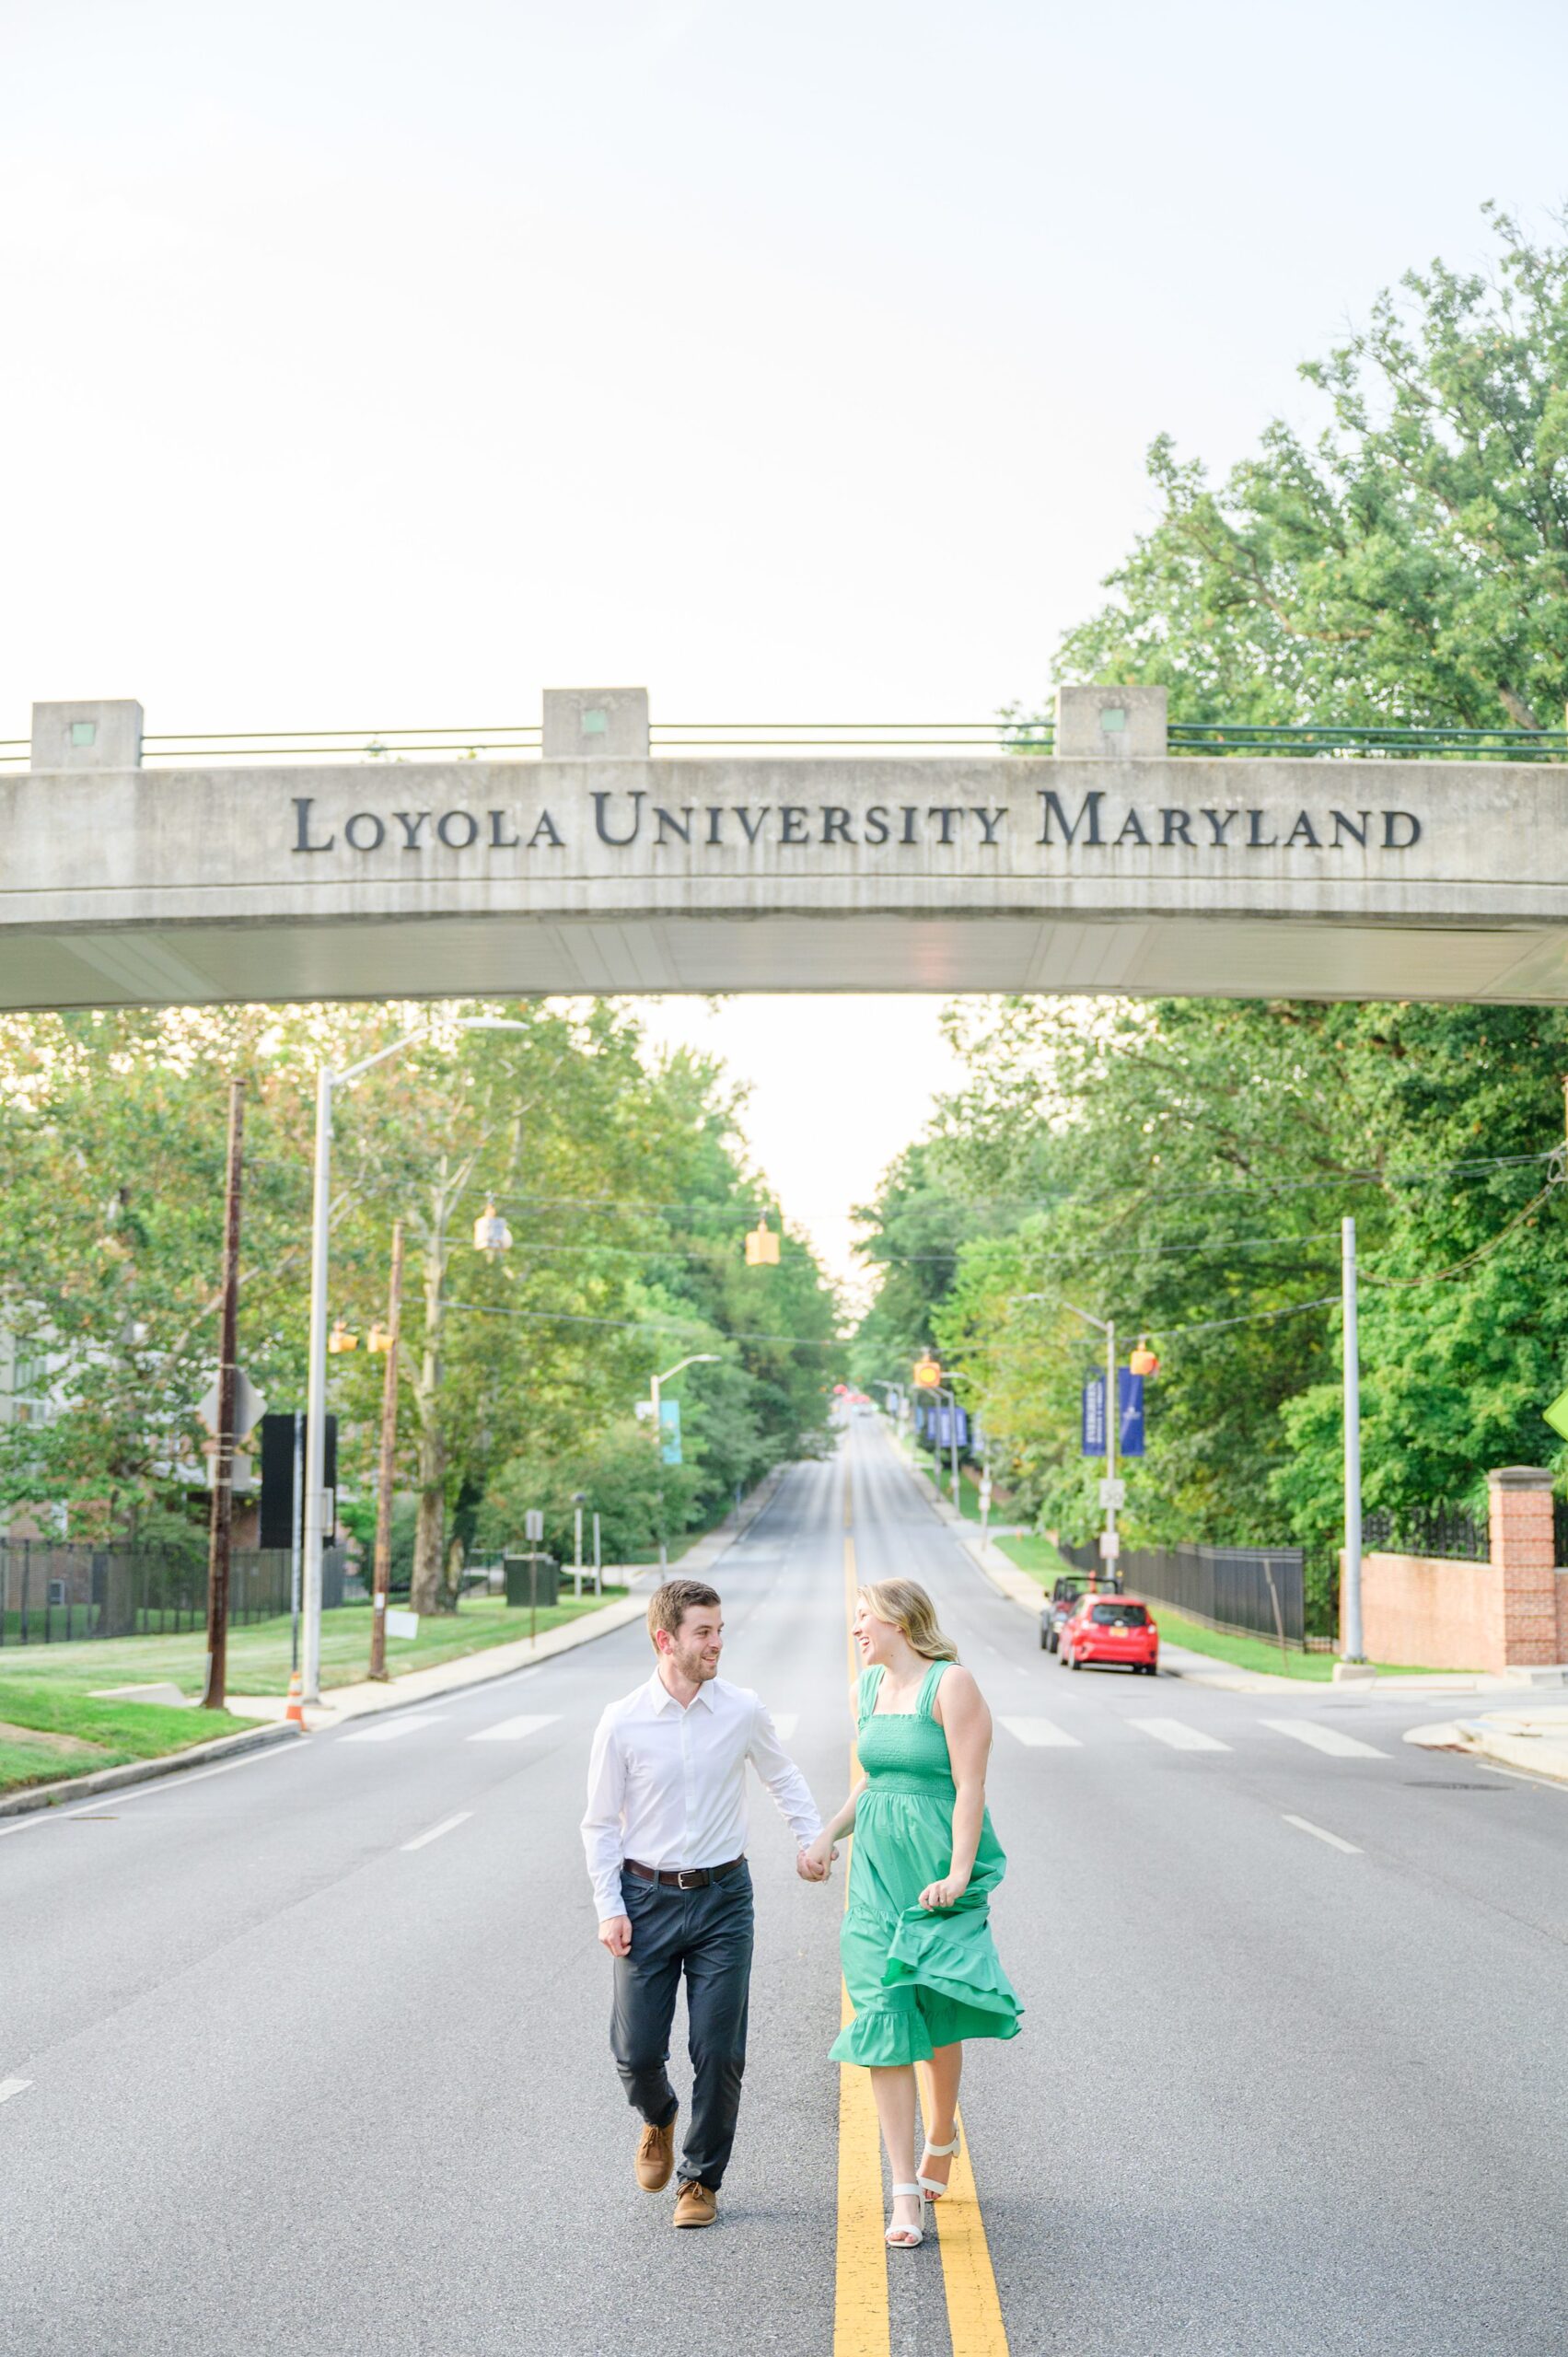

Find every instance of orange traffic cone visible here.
[285,1670,308,1730]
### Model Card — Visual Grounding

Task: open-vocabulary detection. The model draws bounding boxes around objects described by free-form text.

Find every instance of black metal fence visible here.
[1060,1537,1306,1647]
[0,1541,347,1646]
[1361,1504,1489,1562]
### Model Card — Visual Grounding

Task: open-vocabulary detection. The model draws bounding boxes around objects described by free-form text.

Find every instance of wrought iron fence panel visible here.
[0,1541,337,1644]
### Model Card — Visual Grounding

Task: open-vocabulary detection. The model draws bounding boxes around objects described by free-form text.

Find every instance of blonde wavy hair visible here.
[858,1577,959,1664]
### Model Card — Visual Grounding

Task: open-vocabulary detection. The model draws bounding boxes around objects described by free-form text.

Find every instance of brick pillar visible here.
[1487,1467,1562,1668]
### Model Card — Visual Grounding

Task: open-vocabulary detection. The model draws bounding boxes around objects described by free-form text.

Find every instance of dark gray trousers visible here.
[610,1864,755,2190]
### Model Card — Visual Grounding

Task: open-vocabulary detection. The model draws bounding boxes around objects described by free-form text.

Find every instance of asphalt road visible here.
[5,1419,1566,2356]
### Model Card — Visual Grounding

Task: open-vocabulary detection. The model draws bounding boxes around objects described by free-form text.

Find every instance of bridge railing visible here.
[4,717,1566,765]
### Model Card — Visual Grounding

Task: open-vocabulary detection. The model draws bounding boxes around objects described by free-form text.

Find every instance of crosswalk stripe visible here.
[998,1716,1082,1749]
[0,2079,31,2105]
[340,1713,447,1744]
[467,1713,560,1745]
[1261,1718,1388,1759]
[1132,1717,1232,1753]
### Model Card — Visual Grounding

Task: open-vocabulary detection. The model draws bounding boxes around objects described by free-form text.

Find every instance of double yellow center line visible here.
[833,1458,1010,2356]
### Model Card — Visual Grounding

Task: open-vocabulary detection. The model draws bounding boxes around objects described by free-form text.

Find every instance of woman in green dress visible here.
[806,1577,1021,2249]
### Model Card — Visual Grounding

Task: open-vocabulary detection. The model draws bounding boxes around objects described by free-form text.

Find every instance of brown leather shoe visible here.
[673,2179,717,2228]
[636,2113,678,2192]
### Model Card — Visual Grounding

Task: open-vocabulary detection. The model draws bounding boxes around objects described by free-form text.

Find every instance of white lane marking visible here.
[771,1714,799,1741]
[998,1716,1083,1749]
[401,1811,472,1852]
[341,1713,447,1745]
[1262,1718,1388,1759]
[1283,1812,1362,1854]
[466,1713,560,1746]
[0,2078,31,2104]
[1132,1718,1232,1753]
[0,1736,310,1840]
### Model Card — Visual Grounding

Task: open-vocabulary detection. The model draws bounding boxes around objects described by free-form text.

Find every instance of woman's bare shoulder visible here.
[933,1661,985,1718]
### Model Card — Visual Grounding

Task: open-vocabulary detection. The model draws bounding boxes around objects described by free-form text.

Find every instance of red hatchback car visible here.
[1059,1594,1159,1676]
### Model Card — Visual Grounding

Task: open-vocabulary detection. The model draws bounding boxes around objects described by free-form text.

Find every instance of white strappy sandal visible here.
[885,2185,926,2248]
[918,2130,960,2200]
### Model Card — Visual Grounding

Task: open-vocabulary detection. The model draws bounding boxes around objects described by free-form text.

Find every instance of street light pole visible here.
[300,1016,530,1702]
[1342,1215,1364,1662]
[648,1353,718,1574]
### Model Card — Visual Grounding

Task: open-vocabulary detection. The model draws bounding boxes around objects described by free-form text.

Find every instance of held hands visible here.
[598,1915,633,1957]
[798,1830,839,1882]
[917,1874,970,1911]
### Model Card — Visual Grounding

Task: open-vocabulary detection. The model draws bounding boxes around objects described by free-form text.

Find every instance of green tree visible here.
[1051,206,1568,735]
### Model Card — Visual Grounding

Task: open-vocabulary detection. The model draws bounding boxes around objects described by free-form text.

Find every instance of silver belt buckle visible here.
[676,1868,706,1891]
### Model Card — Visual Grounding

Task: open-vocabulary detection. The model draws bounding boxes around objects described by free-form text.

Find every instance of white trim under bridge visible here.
[4,684,1568,1008]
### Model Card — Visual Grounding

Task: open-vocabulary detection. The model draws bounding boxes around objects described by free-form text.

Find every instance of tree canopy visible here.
[0,999,841,1590]
[1052,206,1568,735]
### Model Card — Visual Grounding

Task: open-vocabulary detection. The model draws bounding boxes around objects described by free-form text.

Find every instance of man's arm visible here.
[581,1704,631,1945]
[748,1700,823,1853]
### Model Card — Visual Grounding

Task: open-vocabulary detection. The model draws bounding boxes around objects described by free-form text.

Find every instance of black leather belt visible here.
[625,1855,745,1891]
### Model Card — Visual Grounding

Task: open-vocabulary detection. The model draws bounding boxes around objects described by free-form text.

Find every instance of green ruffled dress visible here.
[830,1660,1022,2067]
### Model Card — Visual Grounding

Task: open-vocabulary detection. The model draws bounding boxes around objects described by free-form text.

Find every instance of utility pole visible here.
[592,1510,602,1597]
[1104,1316,1117,1590]
[201,1077,245,1709]
[572,1492,586,1600]
[367,1220,404,1682]
[1342,1214,1364,1661]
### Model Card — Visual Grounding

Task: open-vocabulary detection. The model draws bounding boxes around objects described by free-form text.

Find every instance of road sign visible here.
[1098,1528,1121,1559]
[1081,1376,1106,1457]
[659,1399,682,1465]
[197,1368,266,1443]
[1543,1385,1568,1440]
[524,1508,545,1542]
[385,1608,419,1641]
[1098,1477,1126,1509]
[913,1358,942,1389]
[1119,1368,1145,1458]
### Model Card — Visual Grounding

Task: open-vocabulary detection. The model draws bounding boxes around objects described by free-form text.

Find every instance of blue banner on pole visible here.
[1081,1376,1106,1457]
[1119,1368,1144,1457]
[659,1399,682,1465]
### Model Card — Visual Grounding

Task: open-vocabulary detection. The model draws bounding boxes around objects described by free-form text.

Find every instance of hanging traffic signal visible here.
[912,1357,942,1389]
[744,1215,780,1266]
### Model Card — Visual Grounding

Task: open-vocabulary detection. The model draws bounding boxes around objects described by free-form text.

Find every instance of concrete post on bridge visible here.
[1052,682,1167,760]
[541,688,649,759]
[30,700,144,770]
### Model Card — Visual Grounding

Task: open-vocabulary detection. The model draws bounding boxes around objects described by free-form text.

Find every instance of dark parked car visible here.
[1040,1575,1086,1653]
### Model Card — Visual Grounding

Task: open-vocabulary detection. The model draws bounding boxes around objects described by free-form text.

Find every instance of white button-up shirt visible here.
[581,1670,822,1923]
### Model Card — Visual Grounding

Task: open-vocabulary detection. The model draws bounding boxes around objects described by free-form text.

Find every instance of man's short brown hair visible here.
[647,1579,722,1647]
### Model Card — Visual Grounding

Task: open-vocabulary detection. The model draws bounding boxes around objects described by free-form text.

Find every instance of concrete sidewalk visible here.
[226,1465,789,1731]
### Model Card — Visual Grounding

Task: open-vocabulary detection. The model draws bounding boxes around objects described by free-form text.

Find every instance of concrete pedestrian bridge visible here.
[4,685,1567,1008]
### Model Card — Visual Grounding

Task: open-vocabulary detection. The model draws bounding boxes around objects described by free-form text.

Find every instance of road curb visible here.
[1404,1716,1568,1785]
[0,1717,304,1819]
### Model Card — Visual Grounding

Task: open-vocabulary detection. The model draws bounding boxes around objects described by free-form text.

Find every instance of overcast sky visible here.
[5,0,1566,1299]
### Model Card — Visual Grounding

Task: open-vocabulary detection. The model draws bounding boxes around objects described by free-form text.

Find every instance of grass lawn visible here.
[0,1679,252,1796]
[0,1587,629,1701]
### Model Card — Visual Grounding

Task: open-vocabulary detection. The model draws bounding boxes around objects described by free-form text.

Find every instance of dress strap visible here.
[856,1666,884,1725]
[917,1660,950,1717]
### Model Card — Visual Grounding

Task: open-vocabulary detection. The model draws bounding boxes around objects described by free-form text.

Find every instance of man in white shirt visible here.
[581,1576,825,2229]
